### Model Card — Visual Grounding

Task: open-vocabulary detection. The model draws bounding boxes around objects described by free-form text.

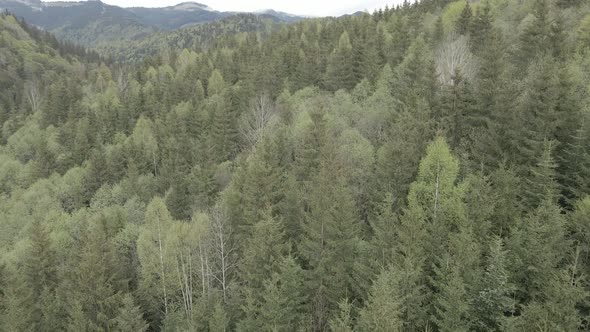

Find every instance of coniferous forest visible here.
[1,0,590,330]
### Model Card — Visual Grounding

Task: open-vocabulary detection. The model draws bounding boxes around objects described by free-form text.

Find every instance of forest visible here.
[1,0,590,330]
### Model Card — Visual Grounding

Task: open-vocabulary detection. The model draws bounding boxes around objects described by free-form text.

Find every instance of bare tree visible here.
[168,222,197,323]
[117,70,130,97]
[436,34,478,85]
[209,204,236,303]
[239,93,278,149]
[25,80,43,113]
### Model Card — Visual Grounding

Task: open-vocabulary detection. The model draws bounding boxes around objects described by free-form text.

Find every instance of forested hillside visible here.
[96,14,285,62]
[0,0,303,58]
[1,0,590,330]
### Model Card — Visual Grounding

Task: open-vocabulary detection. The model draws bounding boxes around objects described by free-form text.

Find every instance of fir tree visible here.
[456,1,473,35]
[115,295,149,332]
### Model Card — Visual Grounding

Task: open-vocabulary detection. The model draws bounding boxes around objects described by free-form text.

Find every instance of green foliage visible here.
[358,267,404,332]
[329,299,355,332]
[1,0,590,330]
[324,31,355,91]
[455,1,473,35]
[474,236,512,331]
[115,295,149,332]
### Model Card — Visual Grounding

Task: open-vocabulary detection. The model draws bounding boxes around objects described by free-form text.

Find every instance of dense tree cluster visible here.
[1,0,590,330]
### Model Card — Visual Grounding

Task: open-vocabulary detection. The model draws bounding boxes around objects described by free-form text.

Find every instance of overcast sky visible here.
[41,0,399,16]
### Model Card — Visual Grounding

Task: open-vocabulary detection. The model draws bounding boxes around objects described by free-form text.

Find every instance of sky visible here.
[40,0,399,16]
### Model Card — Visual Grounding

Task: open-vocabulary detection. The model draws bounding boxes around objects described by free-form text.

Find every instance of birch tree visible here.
[436,34,478,85]
[239,93,278,150]
[209,203,236,303]
[138,197,174,322]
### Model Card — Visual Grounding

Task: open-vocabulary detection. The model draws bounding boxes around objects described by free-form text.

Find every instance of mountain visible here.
[0,0,304,48]
[126,2,232,29]
[96,13,284,62]
[254,9,306,23]
[2,0,590,330]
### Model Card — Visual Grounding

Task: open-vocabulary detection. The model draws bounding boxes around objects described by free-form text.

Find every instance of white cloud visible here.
[40,0,401,16]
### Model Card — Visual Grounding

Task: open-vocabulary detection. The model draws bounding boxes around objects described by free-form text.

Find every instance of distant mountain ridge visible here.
[0,0,305,45]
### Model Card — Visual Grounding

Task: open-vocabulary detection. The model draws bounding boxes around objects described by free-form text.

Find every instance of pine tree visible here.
[209,92,239,162]
[469,1,492,54]
[513,56,559,172]
[437,69,476,151]
[358,266,404,332]
[300,167,367,330]
[507,263,585,331]
[24,220,57,330]
[376,98,433,210]
[508,199,566,304]
[518,0,552,66]
[294,106,329,184]
[523,140,559,209]
[463,173,494,243]
[387,16,411,66]
[208,69,226,97]
[456,1,473,35]
[329,299,355,332]
[556,67,590,206]
[470,28,511,170]
[115,295,149,332]
[432,16,444,46]
[389,206,430,331]
[392,35,438,109]
[258,256,306,332]
[238,212,288,316]
[72,214,126,332]
[324,31,355,91]
[433,262,470,332]
[473,236,512,331]
[370,194,398,268]
[2,220,58,331]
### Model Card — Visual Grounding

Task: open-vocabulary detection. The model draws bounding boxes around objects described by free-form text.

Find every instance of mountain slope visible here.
[127,2,233,29]
[95,13,283,62]
[0,0,304,48]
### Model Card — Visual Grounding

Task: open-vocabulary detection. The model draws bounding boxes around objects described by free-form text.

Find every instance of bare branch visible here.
[436,33,478,85]
[239,93,278,149]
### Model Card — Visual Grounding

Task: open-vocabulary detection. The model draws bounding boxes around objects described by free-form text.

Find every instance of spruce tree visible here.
[324,31,355,91]
[508,199,566,304]
[258,256,306,332]
[456,1,473,35]
[518,0,552,67]
[433,262,470,332]
[513,56,559,173]
[469,1,493,54]
[329,299,355,332]
[523,140,559,209]
[358,266,404,332]
[300,166,367,330]
[474,236,512,331]
[115,295,149,332]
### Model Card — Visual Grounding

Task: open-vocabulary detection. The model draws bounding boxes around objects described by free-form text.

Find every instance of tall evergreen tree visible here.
[473,236,513,331]
[358,266,404,332]
[300,166,367,331]
[258,256,306,332]
[324,31,355,91]
[455,1,473,35]
[115,295,149,332]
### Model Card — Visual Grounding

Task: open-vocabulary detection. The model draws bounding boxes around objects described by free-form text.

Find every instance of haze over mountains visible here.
[0,0,305,49]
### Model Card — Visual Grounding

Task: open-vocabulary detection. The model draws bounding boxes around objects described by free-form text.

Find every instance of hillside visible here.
[94,13,287,62]
[0,0,303,50]
[1,0,590,331]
